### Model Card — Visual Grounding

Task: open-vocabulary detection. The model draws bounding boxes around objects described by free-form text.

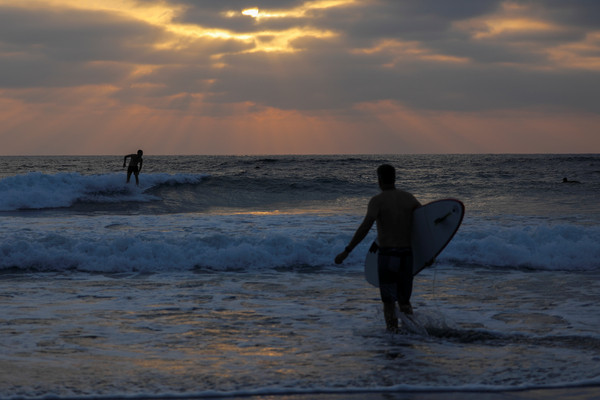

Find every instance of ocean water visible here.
[0,154,599,399]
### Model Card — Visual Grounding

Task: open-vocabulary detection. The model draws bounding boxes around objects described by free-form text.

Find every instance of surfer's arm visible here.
[347,216,375,252]
[123,154,131,167]
[335,197,378,264]
[335,215,375,264]
[138,158,143,172]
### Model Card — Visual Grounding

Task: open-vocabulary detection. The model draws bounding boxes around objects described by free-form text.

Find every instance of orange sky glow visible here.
[0,0,599,155]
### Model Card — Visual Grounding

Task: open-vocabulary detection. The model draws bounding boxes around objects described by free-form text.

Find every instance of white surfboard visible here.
[365,199,465,287]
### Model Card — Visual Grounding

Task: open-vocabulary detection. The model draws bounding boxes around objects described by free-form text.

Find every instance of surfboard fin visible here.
[368,241,379,254]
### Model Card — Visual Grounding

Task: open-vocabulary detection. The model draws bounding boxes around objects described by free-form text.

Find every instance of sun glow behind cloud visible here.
[353,39,471,67]
[1,0,599,155]
[455,1,565,40]
[33,0,349,54]
[454,1,600,72]
[547,32,600,71]
[4,0,341,55]
[242,8,260,18]
[239,0,357,20]
[467,18,560,40]
[232,2,354,53]
[13,0,180,25]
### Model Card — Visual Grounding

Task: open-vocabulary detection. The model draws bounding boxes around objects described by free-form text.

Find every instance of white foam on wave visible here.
[444,217,600,270]
[0,172,208,211]
[0,213,599,273]
[0,213,349,272]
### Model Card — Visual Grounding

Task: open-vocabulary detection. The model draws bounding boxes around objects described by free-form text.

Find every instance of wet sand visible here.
[210,386,600,400]
[95,386,599,400]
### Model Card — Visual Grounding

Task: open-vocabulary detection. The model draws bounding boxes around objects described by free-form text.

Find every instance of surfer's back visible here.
[367,188,420,248]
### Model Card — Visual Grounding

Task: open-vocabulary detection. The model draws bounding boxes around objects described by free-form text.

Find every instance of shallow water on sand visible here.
[1,266,599,398]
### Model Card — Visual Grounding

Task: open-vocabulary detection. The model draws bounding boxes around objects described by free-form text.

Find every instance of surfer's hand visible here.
[335,251,348,264]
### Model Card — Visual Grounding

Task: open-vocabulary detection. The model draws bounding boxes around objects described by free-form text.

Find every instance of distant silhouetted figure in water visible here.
[562,177,581,184]
[123,150,143,185]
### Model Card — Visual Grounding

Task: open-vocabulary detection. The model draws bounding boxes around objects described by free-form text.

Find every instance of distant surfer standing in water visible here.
[123,150,143,185]
[335,164,421,332]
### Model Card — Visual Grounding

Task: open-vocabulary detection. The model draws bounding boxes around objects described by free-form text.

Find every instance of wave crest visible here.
[0,172,208,211]
[1,214,599,273]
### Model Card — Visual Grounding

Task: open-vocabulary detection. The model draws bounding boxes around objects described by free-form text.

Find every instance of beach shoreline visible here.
[208,386,600,400]
[77,385,600,400]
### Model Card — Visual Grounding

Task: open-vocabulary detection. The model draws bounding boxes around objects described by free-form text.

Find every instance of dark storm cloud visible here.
[327,0,587,65]
[185,0,600,113]
[1,0,599,114]
[0,6,163,63]
[205,45,600,113]
[522,0,600,29]
[0,5,161,89]
[0,3,249,98]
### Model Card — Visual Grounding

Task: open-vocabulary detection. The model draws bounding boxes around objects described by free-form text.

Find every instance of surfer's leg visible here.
[397,252,414,314]
[378,253,397,302]
[126,166,134,183]
[399,303,413,315]
[383,302,398,332]
[378,252,401,330]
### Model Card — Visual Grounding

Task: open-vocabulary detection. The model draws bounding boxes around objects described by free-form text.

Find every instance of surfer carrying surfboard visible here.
[335,164,421,332]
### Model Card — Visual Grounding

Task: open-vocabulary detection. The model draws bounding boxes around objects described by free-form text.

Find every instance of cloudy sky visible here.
[1,0,599,155]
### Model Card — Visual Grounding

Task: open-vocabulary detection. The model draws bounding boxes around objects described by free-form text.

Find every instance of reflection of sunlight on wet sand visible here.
[126,304,304,380]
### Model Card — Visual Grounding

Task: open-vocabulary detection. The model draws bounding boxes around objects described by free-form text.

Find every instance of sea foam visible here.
[1,213,598,273]
[0,172,208,211]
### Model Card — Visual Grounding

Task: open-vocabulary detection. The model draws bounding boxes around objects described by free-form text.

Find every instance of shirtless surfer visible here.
[123,150,143,185]
[335,164,421,331]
